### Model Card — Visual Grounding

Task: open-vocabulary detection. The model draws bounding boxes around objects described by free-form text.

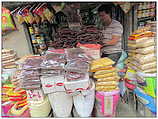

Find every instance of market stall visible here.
[1,2,157,117]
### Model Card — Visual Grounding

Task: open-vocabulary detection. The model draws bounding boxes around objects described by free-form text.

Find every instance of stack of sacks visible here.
[12,56,51,117]
[40,48,95,117]
[64,48,91,94]
[14,56,43,90]
[126,27,156,97]
[90,58,120,92]
[65,48,95,117]
[40,49,66,94]
[90,58,120,117]
[127,27,156,74]
[2,49,18,76]
[2,49,18,69]
[40,49,73,118]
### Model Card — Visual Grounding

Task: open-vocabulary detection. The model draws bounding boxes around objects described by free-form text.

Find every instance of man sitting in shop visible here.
[98,4,123,66]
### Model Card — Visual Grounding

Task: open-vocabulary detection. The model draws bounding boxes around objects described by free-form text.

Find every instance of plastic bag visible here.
[2,49,14,55]
[43,7,54,22]
[77,43,101,59]
[128,44,137,50]
[97,76,119,82]
[115,62,125,70]
[66,71,86,81]
[136,75,146,84]
[41,53,66,69]
[117,51,128,63]
[94,72,117,79]
[129,31,154,40]
[16,10,25,24]
[137,71,157,78]
[96,81,118,86]
[22,56,43,70]
[40,69,64,75]
[128,52,136,57]
[96,86,119,92]
[137,68,157,73]
[94,67,116,76]
[34,4,47,22]
[125,68,136,79]
[20,70,40,78]
[90,58,115,72]
[136,45,155,54]
[137,61,156,70]
[65,48,92,62]
[65,59,89,73]
[2,7,16,32]
[21,6,35,24]
[2,53,17,62]
[128,37,155,45]
[134,53,156,64]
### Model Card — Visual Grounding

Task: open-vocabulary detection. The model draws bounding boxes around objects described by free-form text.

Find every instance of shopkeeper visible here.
[98,4,123,65]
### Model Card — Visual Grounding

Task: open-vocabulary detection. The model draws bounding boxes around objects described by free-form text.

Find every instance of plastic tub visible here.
[95,90,120,117]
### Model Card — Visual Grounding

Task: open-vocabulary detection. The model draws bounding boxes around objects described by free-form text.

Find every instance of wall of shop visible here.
[2,18,33,57]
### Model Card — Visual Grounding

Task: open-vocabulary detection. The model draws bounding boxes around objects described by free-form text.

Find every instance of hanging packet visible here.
[2,7,16,32]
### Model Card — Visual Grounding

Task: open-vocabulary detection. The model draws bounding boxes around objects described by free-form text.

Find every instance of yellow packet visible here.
[94,72,118,79]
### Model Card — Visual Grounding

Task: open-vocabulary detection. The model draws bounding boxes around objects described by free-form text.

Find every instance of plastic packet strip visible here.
[22,56,44,69]
[65,48,92,62]
[65,59,89,73]
[40,69,65,75]
[15,70,40,79]
[20,75,40,80]
[21,77,41,83]
[41,53,66,69]
[21,84,41,90]
[65,71,85,81]
[21,69,39,76]
[45,48,65,55]
[21,81,41,86]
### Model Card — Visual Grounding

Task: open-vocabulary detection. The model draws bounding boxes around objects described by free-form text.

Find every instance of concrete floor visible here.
[116,99,137,117]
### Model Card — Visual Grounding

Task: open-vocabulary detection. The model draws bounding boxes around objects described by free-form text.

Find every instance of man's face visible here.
[99,12,111,26]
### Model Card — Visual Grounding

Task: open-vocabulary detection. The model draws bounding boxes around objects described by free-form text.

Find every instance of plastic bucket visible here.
[48,91,73,117]
[73,80,95,117]
[95,90,120,117]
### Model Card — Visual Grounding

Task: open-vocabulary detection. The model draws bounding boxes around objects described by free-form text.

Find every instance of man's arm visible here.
[104,35,121,45]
